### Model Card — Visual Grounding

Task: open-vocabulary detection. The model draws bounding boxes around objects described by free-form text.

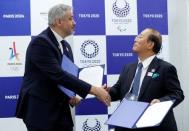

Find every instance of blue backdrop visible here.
[0,0,168,130]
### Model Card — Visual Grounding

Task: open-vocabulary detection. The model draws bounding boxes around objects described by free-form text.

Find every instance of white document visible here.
[60,55,104,98]
[79,66,103,87]
[79,65,104,98]
[106,99,174,129]
[136,100,174,128]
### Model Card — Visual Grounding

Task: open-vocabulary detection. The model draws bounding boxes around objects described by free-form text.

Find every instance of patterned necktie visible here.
[60,40,74,62]
[131,63,143,96]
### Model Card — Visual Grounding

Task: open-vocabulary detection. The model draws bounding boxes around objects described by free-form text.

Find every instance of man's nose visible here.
[73,20,76,26]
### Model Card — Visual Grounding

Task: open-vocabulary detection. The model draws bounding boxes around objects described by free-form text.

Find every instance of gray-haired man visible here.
[16,4,110,131]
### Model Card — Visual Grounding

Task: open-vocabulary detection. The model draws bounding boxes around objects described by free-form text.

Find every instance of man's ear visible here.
[147,41,154,50]
[55,18,62,26]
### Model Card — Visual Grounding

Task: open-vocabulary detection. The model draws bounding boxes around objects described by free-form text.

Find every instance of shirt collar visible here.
[50,28,64,43]
[138,55,156,69]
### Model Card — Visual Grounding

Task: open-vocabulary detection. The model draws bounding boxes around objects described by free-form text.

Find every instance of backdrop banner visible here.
[0,0,168,130]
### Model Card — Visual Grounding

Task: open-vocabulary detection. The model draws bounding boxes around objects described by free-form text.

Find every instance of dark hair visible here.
[147,29,162,54]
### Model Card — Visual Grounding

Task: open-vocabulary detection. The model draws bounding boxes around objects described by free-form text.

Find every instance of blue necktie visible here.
[131,63,143,96]
[61,40,69,57]
[61,40,74,62]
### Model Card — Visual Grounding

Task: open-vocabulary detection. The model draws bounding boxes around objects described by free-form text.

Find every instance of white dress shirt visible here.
[130,55,156,96]
[50,28,64,54]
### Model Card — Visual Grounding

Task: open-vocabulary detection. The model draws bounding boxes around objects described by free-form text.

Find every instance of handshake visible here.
[89,84,111,106]
[69,84,111,106]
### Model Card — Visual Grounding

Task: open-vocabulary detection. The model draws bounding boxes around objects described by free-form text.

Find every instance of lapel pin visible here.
[66,47,69,52]
[152,73,159,79]
[151,69,155,72]
[147,72,153,76]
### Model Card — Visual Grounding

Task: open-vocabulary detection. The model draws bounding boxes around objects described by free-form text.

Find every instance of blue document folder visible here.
[106,98,174,129]
[59,55,104,98]
[58,55,78,98]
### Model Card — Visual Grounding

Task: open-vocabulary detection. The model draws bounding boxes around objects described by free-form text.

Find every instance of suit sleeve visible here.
[159,65,184,107]
[109,65,128,101]
[30,39,91,98]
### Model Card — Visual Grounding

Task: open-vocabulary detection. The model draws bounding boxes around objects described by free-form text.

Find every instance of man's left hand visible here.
[150,99,160,105]
[69,96,81,106]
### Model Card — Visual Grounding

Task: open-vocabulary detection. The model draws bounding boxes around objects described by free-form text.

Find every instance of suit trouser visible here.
[26,124,73,131]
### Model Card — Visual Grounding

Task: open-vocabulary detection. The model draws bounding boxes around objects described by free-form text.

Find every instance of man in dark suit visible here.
[15,4,110,131]
[108,28,184,131]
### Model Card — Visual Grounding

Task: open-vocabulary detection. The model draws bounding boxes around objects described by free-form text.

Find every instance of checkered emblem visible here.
[82,118,101,131]
[112,0,130,17]
[80,40,99,58]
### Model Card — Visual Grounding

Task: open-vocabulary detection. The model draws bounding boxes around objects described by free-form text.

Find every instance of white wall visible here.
[168,0,189,131]
[0,118,26,131]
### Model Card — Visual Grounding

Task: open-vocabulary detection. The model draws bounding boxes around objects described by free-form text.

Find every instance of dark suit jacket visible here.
[110,57,184,131]
[15,27,91,130]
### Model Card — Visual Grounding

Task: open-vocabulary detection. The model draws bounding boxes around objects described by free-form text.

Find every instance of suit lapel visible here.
[46,28,74,63]
[128,63,138,86]
[39,27,62,62]
[123,63,138,94]
[138,57,160,99]
[47,28,63,59]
